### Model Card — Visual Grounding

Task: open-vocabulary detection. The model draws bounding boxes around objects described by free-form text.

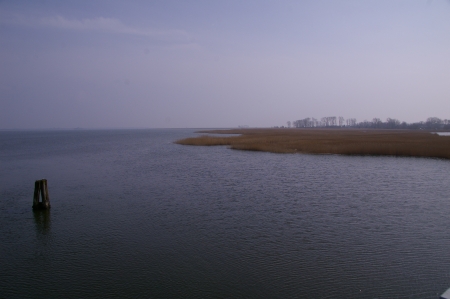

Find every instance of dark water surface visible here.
[1,129,450,298]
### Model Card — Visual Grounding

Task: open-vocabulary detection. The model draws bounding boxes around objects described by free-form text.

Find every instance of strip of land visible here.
[175,128,450,160]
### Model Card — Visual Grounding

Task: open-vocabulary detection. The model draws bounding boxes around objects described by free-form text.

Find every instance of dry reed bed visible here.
[176,129,450,159]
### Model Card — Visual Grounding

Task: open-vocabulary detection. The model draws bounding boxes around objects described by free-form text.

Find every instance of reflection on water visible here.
[33,210,52,263]
[33,210,51,236]
[1,129,450,299]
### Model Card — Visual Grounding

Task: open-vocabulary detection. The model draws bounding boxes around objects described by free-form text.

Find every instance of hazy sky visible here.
[1,0,449,129]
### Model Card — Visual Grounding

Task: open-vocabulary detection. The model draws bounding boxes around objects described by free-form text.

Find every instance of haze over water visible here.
[1,129,450,298]
[2,1,450,129]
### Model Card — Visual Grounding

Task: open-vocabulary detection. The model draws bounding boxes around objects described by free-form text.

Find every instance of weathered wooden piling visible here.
[32,179,51,210]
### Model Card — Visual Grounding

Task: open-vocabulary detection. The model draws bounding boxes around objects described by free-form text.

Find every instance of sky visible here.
[1,0,450,129]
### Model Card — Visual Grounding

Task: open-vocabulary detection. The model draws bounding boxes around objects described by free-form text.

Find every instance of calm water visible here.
[1,129,450,298]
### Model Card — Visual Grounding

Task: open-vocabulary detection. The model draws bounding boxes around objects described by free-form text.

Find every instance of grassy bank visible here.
[175,128,450,159]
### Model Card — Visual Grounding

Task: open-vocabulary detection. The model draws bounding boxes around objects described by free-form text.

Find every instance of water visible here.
[1,129,450,298]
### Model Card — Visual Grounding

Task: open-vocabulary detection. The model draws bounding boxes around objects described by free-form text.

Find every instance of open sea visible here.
[1,129,450,299]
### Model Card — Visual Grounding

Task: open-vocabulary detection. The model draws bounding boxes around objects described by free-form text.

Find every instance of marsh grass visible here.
[176,129,450,159]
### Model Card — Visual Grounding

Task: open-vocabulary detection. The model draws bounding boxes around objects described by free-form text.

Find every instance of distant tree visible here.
[330,116,337,126]
[358,120,371,128]
[372,118,382,128]
[425,117,443,130]
[320,116,337,127]
[409,121,424,130]
[287,121,291,128]
[346,118,357,127]
[426,117,442,125]
[305,118,312,127]
[290,115,448,130]
[293,117,317,128]
[386,118,400,129]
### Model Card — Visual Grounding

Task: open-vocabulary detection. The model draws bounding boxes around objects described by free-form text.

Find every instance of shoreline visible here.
[175,128,450,160]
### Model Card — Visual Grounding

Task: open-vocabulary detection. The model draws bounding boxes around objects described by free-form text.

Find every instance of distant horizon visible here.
[1,115,448,131]
[2,1,450,129]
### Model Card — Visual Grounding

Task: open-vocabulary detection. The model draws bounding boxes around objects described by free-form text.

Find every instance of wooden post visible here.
[32,179,51,210]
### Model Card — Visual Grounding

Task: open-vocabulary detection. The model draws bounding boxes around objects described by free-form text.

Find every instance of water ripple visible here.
[1,130,450,298]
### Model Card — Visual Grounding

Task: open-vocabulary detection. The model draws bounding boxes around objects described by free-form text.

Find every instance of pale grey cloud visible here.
[1,11,193,44]
[40,16,191,42]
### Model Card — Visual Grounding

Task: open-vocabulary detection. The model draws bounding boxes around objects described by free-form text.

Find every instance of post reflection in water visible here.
[1,129,450,298]
[33,210,51,237]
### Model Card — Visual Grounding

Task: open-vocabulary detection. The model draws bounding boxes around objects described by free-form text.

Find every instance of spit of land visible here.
[176,128,450,160]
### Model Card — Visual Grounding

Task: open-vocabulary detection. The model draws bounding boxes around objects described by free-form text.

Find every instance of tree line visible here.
[283,117,450,130]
